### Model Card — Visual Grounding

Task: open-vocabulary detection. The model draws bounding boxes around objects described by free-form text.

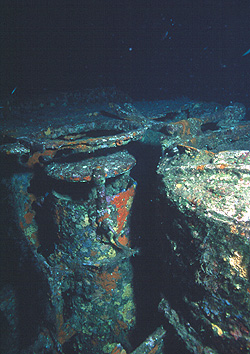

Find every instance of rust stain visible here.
[172,120,191,136]
[24,211,34,224]
[218,164,228,169]
[27,149,56,167]
[196,165,205,171]
[117,234,129,247]
[148,344,159,354]
[111,185,135,234]
[96,266,121,295]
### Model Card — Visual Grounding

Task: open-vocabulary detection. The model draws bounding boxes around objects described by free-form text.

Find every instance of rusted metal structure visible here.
[0,96,154,353]
[1,90,250,354]
[157,145,250,352]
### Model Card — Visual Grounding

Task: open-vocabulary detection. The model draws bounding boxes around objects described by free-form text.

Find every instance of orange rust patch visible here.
[111,347,120,354]
[98,211,109,224]
[27,149,56,167]
[96,266,121,295]
[148,344,159,354]
[178,144,198,152]
[49,140,90,152]
[24,211,34,224]
[54,208,61,225]
[111,186,135,234]
[230,225,238,235]
[116,139,123,146]
[111,346,127,354]
[190,137,197,145]
[206,150,215,156]
[117,234,129,247]
[196,165,205,171]
[218,164,228,169]
[70,176,81,181]
[173,120,191,136]
[83,175,91,181]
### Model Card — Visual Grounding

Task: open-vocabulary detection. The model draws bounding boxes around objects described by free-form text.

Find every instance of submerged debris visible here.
[1,89,250,354]
[157,145,250,354]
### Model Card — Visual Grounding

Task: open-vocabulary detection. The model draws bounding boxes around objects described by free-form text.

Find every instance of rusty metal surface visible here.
[0,119,145,168]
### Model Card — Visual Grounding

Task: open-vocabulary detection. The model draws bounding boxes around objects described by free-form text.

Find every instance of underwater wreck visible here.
[1,88,250,354]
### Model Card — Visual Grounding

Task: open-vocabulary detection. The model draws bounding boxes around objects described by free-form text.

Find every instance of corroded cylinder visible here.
[45,151,137,353]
